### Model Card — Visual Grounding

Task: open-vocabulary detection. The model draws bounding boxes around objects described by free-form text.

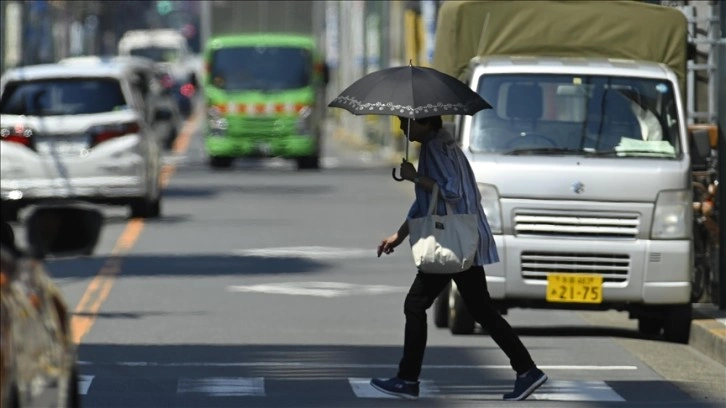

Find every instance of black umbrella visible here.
[328,64,492,180]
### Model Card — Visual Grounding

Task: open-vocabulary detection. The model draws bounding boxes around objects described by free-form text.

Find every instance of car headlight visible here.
[296,107,313,135]
[478,183,502,234]
[651,189,691,239]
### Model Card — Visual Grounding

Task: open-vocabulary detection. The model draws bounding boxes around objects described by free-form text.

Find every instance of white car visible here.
[118,29,199,117]
[0,62,163,221]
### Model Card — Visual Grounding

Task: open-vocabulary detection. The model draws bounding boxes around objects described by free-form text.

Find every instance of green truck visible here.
[202,33,328,169]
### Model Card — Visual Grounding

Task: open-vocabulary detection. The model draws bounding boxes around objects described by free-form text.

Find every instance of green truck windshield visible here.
[470,74,682,158]
[210,46,312,92]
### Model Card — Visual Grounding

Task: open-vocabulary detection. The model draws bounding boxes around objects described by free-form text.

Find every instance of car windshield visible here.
[469,74,681,158]
[129,46,181,63]
[1,78,128,116]
[209,46,312,91]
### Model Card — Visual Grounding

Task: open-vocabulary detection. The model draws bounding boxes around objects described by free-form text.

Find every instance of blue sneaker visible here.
[503,368,548,401]
[370,377,420,400]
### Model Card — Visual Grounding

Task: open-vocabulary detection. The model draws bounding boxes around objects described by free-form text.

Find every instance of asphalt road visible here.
[28,115,726,408]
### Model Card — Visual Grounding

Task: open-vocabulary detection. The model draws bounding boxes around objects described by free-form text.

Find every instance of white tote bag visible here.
[408,184,479,274]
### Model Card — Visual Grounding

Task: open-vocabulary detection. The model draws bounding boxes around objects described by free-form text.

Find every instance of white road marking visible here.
[78,375,94,395]
[350,378,624,401]
[349,377,439,398]
[177,377,265,397]
[77,361,637,371]
[234,246,375,260]
[533,380,625,402]
[227,281,408,298]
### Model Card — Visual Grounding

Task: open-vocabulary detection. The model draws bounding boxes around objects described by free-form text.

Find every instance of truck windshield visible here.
[210,46,312,92]
[470,74,681,158]
[129,46,181,63]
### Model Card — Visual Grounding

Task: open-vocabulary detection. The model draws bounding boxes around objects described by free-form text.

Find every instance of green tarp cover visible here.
[432,0,688,95]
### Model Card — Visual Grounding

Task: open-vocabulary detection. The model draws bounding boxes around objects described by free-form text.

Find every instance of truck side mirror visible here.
[689,128,711,171]
[322,63,330,85]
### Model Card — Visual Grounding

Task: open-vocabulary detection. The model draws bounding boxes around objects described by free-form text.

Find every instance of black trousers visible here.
[397,265,536,381]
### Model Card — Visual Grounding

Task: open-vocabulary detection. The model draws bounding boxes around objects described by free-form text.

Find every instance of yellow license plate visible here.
[546,274,603,303]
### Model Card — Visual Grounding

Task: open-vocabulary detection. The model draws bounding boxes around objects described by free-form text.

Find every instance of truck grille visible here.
[513,212,639,239]
[520,251,630,283]
[227,117,296,138]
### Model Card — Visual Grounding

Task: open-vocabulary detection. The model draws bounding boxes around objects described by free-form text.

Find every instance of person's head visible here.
[398,115,442,142]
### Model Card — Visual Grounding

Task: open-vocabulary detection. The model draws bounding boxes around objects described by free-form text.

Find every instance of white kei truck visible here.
[431,0,708,344]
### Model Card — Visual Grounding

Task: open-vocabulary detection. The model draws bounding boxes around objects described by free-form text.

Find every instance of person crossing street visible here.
[371,115,548,401]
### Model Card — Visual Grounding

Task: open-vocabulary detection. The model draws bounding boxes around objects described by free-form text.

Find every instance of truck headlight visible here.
[478,183,502,234]
[651,189,691,239]
[296,107,313,135]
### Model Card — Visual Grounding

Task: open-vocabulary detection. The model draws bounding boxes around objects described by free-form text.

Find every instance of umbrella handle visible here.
[392,167,405,182]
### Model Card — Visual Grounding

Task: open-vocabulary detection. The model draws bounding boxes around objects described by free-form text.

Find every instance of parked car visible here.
[0,61,163,221]
[118,29,199,117]
[1,204,103,408]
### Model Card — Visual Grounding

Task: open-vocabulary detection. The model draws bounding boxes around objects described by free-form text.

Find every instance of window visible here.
[1,78,128,116]
[469,74,680,158]
[209,46,313,91]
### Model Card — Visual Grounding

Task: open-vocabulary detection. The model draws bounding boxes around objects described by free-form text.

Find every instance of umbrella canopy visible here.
[328,65,491,119]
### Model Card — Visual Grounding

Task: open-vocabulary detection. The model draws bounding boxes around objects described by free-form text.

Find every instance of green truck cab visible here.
[202,34,328,169]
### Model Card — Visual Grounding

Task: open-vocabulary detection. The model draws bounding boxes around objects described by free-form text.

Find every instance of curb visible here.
[690,304,726,366]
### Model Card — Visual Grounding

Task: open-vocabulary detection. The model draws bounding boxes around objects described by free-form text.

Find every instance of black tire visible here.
[433,283,450,328]
[1,202,20,223]
[130,197,161,219]
[210,156,234,169]
[66,364,81,408]
[448,284,476,335]
[663,304,692,344]
[637,317,662,336]
[296,156,320,170]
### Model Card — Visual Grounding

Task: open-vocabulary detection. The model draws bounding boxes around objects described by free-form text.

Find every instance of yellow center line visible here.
[70,107,203,344]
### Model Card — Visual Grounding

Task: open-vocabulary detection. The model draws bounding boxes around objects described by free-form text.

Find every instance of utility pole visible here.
[200,0,210,52]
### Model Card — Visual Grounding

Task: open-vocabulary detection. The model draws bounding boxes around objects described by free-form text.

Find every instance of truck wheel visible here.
[448,284,475,335]
[296,156,319,170]
[210,156,234,169]
[433,283,450,328]
[662,304,692,344]
[1,202,20,222]
[637,317,662,336]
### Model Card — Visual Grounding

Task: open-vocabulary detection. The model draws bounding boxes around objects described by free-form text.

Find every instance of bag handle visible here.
[426,184,456,216]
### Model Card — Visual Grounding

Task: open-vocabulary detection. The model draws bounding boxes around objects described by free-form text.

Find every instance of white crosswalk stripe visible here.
[78,375,94,395]
[78,375,626,402]
[533,380,625,402]
[349,378,440,398]
[177,377,265,397]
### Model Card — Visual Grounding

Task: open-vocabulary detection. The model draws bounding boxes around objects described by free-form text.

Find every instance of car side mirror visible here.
[25,204,103,259]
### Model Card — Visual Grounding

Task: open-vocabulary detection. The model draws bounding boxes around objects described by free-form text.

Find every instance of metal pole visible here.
[717,1,726,310]
[200,0,211,50]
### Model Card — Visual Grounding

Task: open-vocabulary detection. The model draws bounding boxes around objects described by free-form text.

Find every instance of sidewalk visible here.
[691,303,726,366]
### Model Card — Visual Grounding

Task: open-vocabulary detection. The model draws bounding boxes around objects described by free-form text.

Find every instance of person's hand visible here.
[400,161,417,182]
[377,232,403,257]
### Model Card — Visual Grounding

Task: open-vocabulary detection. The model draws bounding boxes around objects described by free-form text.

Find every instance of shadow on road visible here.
[44,254,332,279]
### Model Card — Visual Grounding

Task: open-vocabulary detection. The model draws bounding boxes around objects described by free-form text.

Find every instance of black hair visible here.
[416,115,443,130]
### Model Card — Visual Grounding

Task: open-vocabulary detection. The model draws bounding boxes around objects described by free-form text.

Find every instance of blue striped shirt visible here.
[407,128,500,265]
